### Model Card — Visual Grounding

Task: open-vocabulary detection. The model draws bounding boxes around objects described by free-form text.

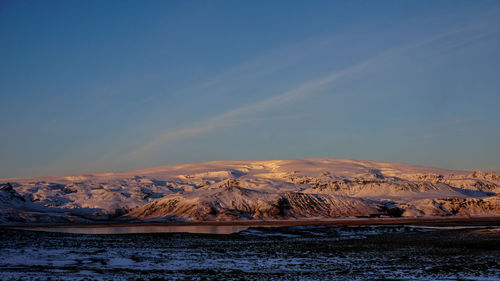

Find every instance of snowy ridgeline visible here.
[0,158,499,224]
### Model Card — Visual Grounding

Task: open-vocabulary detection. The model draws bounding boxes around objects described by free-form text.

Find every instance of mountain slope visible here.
[1,159,499,224]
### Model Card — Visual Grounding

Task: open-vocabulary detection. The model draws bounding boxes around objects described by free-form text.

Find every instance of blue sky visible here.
[1,0,499,178]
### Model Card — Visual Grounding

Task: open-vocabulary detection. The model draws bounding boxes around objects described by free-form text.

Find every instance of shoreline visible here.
[2,215,499,230]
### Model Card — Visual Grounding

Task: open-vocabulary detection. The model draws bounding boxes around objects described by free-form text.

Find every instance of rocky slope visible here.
[1,159,499,224]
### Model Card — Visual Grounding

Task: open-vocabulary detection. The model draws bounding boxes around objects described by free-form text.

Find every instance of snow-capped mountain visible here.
[1,159,499,224]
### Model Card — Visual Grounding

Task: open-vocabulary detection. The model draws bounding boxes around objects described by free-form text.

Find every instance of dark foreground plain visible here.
[0,222,499,280]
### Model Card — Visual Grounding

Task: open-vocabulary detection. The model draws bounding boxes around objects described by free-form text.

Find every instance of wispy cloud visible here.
[36,36,347,175]
[40,10,500,175]
[121,58,370,163]
[112,16,500,168]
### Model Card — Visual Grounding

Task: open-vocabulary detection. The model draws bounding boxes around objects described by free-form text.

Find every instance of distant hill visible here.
[1,158,499,224]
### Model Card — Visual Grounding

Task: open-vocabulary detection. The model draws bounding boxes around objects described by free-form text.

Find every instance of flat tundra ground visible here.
[0,223,499,280]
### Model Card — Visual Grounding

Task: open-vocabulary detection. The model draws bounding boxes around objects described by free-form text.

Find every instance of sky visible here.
[1,0,500,178]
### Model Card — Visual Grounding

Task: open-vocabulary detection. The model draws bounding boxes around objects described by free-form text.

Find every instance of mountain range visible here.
[1,158,499,224]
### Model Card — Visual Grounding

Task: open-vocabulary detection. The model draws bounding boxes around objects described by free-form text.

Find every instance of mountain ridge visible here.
[0,158,468,181]
[1,158,498,224]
